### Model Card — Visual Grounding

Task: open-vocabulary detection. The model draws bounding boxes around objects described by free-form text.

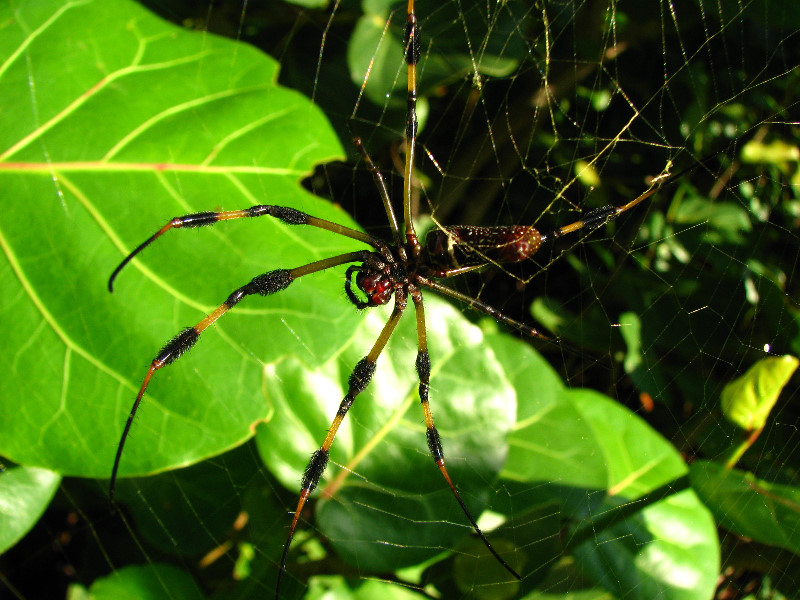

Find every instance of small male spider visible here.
[108,1,682,596]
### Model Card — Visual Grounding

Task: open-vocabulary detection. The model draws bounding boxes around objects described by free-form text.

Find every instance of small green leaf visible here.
[720,355,798,431]
[67,583,91,600]
[671,195,752,245]
[348,0,525,107]
[348,8,406,107]
[284,0,330,8]
[741,139,800,169]
[234,542,255,580]
[691,460,800,555]
[306,576,422,599]
[618,311,642,374]
[574,160,601,187]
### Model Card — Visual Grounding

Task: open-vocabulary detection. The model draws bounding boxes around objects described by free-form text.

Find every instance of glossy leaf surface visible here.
[494,336,719,600]
[0,0,355,482]
[0,465,60,553]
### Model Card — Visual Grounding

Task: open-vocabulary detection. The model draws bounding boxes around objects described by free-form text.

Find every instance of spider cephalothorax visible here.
[345,245,410,308]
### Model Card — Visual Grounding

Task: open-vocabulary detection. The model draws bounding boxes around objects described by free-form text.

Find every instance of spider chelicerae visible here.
[107,1,682,596]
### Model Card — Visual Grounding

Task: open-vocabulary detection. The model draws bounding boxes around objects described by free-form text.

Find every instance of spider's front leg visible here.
[108,251,372,500]
[277,292,407,599]
[108,205,379,292]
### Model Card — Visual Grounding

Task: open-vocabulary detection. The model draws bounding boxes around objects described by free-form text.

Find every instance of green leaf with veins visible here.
[720,355,798,432]
[0,0,516,531]
[491,334,720,600]
[0,0,357,480]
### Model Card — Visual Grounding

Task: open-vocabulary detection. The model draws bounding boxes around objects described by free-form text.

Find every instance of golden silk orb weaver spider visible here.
[107,0,688,596]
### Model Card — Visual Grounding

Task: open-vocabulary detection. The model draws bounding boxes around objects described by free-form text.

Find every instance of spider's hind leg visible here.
[410,289,522,581]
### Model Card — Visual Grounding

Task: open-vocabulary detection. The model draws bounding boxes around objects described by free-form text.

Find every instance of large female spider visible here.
[108,0,679,596]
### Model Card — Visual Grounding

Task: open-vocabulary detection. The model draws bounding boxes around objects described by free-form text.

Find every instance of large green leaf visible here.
[492,335,719,600]
[0,0,356,483]
[0,1,519,593]
[257,298,517,573]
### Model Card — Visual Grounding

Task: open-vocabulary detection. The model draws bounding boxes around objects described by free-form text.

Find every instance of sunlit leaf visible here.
[0,464,60,553]
[0,0,355,483]
[721,355,798,431]
[259,296,517,572]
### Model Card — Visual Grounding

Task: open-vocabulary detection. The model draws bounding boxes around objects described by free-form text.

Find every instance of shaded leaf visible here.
[349,0,525,107]
[691,460,800,556]
[493,332,718,600]
[114,443,264,557]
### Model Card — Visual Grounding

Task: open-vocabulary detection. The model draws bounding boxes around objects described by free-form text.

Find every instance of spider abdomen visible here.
[424,225,542,270]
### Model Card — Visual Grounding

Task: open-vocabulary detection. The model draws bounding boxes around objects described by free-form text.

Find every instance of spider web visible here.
[1,0,799,599]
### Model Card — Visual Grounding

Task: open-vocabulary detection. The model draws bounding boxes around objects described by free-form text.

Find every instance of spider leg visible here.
[541,183,663,242]
[418,275,555,343]
[410,288,521,581]
[108,250,372,500]
[542,156,712,242]
[277,294,407,599]
[108,205,381,291]
[403,0,421,253]
[351,134,402,242]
